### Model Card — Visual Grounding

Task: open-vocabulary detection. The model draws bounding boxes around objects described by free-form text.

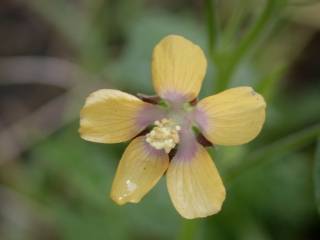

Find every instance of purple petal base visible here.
[162,90,188,104]
[193,107,208,133]
[174,129,198,162]
[136,103,166,129]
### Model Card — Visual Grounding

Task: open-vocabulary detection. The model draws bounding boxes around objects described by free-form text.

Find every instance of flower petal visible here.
[196,87,266,146]
[166,135,226,219]
[152,35,207,101]
[111,136,169,205]
[79,89,160,144]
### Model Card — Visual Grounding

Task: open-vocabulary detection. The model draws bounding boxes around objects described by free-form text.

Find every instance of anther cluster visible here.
[146,118,181,153]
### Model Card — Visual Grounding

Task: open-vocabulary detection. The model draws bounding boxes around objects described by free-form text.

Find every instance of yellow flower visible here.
[79,35,266,219]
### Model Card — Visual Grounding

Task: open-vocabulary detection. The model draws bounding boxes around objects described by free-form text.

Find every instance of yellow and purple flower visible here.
[79,35,266,219]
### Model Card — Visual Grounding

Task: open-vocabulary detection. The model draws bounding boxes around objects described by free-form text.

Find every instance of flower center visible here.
[146,118,181,153]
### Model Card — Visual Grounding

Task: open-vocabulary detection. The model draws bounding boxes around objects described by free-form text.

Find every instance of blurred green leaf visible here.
[227,123,320,182]
[256,64,287,101]
[263,88,320,142]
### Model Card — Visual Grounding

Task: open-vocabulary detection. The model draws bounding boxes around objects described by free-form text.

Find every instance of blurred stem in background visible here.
[206,0,282,92]
[205,0,218,59]
[178,220,199,240]
[226,123,320,182]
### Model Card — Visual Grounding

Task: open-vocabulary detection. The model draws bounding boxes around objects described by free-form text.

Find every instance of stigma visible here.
[146,118,181,153]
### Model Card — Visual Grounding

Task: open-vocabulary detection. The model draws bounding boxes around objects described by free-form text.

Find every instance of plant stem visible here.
[226,123,320,183]
[178,220,199,240]
[205,0,218,60]
[215,0,276,92]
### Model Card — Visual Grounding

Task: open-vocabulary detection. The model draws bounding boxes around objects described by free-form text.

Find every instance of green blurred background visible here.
[0,0,320,239]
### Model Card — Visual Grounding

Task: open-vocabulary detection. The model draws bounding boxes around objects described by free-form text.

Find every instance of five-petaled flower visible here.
[79,35,266,219]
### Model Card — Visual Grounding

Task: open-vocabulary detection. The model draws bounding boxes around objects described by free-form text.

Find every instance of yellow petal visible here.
[152,35,207,101]
[111,136,169,205]
[167,142,226,219]
[197,87,266,146]
[80,89,152,143]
